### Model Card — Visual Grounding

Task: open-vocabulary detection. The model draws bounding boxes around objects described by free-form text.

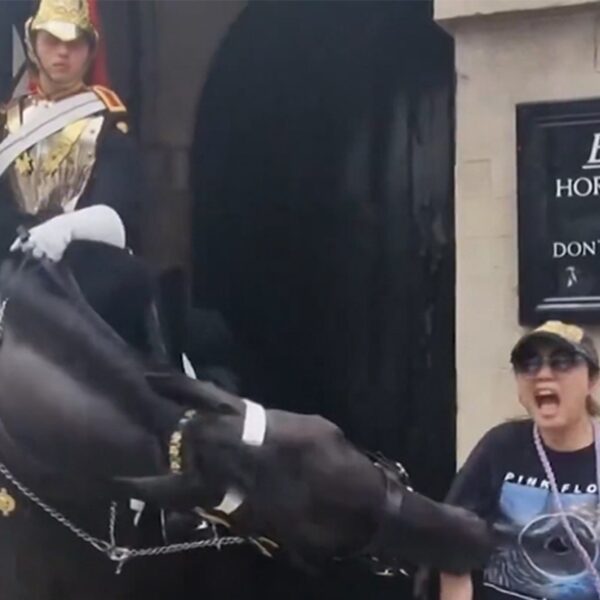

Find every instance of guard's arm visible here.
[79,86,145,252]
[85,124,144,251]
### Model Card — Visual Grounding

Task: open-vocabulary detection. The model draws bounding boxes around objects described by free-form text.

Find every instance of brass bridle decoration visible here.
[168,409,197,474]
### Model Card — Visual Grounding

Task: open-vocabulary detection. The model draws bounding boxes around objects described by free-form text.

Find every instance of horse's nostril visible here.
[546,536,571,555]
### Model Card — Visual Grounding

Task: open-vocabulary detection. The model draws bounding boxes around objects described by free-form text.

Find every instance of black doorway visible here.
[195,1,456,598]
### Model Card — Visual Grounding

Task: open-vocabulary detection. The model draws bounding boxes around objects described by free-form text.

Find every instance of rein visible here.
[0,455,246,574]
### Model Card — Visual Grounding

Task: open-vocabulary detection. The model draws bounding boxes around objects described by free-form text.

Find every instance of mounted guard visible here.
[0,0,170,363]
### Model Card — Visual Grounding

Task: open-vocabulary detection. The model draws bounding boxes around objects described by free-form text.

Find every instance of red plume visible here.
[88,0,110,87]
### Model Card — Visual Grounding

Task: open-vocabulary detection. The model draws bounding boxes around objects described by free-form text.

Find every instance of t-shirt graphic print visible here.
[445,421,600,600]
[486,477,600,600]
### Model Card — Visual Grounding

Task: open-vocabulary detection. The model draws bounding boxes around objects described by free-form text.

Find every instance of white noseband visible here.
[241,399,267,447]
[213,399,267,516]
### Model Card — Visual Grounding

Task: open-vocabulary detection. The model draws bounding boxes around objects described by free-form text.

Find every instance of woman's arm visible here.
[440,573,473,600]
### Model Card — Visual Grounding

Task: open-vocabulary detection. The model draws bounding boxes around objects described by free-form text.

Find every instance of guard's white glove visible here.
[10,205,126,262]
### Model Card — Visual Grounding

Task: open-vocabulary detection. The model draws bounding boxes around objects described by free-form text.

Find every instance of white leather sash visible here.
[0,92,104,177]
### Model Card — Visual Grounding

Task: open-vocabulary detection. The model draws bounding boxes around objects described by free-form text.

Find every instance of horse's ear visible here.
[145,371,239,415]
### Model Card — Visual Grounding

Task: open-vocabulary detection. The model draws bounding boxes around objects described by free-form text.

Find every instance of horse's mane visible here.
[0,260,180,439]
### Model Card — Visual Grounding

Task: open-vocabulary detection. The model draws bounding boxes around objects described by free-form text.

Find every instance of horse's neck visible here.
[8,276,182,436]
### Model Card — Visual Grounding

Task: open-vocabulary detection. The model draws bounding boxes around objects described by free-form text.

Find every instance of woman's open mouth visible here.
[534,390,560,416]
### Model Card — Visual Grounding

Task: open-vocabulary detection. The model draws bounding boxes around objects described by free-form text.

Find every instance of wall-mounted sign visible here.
[517,98,600,324]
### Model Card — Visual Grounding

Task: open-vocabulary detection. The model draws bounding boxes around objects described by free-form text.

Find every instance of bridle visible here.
[165,397,276,555]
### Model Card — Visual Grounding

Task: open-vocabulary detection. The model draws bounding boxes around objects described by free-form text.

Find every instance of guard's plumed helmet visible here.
[25,0,99,68]
[29,0,97,42]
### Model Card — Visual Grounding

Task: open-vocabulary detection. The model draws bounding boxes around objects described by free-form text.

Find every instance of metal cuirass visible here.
[4,96,103,216]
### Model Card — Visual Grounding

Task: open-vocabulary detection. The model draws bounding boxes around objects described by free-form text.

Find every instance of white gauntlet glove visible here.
[10,205,126,262]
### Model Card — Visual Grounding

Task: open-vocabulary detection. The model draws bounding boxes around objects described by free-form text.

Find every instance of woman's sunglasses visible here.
[512,350,587,377]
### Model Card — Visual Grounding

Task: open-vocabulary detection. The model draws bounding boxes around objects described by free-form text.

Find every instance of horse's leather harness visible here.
[168,398,267,519]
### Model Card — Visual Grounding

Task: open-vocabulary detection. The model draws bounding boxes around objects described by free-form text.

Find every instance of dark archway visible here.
[0,0,32,103]
[191,2,455,597]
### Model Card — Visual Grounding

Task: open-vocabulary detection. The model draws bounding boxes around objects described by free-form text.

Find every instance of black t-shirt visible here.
[447,420,599,600]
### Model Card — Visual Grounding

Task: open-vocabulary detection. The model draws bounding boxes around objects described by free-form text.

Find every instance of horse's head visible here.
[0,253,495,574]
[122,372,496,574]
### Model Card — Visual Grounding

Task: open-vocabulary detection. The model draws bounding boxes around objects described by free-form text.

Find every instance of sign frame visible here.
[517,97,600,325]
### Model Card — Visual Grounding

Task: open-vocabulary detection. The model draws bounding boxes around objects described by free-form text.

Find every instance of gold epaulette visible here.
[92,85,126,113]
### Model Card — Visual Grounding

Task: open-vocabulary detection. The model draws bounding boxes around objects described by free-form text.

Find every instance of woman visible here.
[441,320,600,600]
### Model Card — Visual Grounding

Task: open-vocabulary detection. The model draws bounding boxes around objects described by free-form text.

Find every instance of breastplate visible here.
[5,97,104,216]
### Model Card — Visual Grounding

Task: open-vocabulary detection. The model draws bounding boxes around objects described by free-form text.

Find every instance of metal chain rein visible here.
[0,460,246,574]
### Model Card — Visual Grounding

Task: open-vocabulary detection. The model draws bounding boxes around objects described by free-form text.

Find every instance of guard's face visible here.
[34,31,91,88]
[513,340,596,431]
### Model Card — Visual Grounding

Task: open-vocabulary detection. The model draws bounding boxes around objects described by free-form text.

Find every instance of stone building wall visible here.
[136,0,246,270]
[436,0,600,463]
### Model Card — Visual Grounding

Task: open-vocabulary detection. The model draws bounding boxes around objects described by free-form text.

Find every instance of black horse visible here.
[0,250,494,598]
